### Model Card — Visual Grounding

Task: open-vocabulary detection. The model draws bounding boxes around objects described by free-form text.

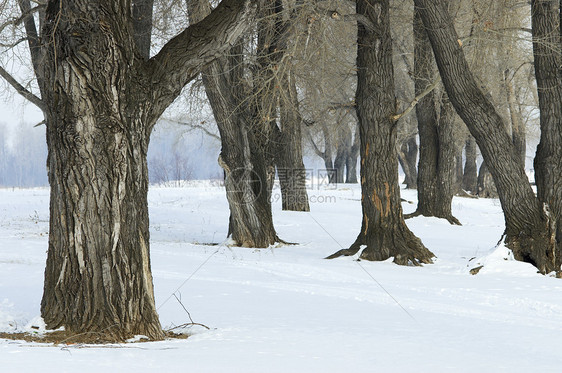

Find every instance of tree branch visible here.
[0,64,45,112]
[305,129,325,158]
[390,76,440,121]
[147,0,256,123]
[166,119,220,140]
[18,0,45,97]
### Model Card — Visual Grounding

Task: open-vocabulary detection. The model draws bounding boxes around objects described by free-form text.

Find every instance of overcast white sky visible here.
[0,90,43,128]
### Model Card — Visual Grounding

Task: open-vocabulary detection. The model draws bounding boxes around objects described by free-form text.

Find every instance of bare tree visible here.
[415,0,561,275]
[406,7,461,225]
[327,0,434,265]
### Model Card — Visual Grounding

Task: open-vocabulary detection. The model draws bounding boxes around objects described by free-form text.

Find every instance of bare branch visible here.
[166,119,220,140]
[390,76,440,121]
[0,4,43,34]
[0,64,44,112]
[147,0,256,124]
[0,37,28,48]
[305,129,325,158]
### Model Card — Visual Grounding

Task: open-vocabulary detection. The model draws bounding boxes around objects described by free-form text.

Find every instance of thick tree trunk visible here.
[327,0,434,265]
[39,0,255,340]
[416,0,558,274]
[530,0,562,273]
[41,0,162,340]
[212,89,279,247]
[277,71,310,212]
[409,9,459,224]
[462,137,478,193]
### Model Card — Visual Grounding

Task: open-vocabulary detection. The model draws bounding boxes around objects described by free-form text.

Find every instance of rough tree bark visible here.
[277,70,310,211]
[39,0,255,340]
[415,0,560,274]
[530,0,562,273]
[327,0,434,264]
[434,95,461,223]
[187,0,281,246]
[504,69,526,167]
[407,9,460,224]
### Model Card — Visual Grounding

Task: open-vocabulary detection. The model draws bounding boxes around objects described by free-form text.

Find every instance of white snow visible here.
[1,183,562,372]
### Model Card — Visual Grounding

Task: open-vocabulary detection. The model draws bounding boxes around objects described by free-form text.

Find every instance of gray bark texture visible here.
[277,70,311,211]
[415,0,560,274]
[530,0,562,273]
[40,0,255,340]
[188,0,281,246]
[327,0,434,265]
[409,9,460,225]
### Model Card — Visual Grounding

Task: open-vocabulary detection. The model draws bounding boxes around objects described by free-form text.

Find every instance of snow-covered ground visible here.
[1,182,562,372]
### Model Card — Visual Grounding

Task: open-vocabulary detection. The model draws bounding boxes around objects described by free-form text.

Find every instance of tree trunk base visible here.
[404,210,462,225]
[326,226,434,265]
[506,231,560,275]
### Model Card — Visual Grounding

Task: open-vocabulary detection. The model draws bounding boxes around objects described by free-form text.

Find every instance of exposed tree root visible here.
[0,328,177,345]
[405,210,462,226]
[404,211,422,220]
[325,247,362,259]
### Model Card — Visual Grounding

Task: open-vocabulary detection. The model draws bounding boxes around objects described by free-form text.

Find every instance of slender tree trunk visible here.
[462,137,478,193]
[434,95,461,224]
[398,137,417,189]
[477,161,498,198]
[187,0,280,247]
[319,123,336,183]
[277,70,310,211]
[415,0,558,274]
[333,125,351,184]
[409,9,459,224]
[504,70,526,167]
[327,0,434,265]
[345,122,360,184]
[455,148,463,192]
